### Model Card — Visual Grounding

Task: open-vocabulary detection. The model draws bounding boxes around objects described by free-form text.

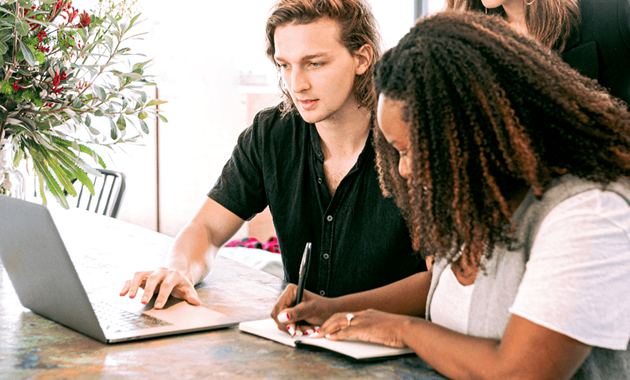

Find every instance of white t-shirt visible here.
[430,263,474,334]
[431,189,630,350]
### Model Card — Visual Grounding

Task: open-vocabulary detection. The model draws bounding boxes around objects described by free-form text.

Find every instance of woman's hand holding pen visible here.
[271,284,337,336]
[271,284,412,347]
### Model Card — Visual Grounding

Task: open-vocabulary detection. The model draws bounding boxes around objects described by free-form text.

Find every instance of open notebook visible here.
[239,318,414,360]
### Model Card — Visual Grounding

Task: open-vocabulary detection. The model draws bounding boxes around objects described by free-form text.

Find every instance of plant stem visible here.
[0,112,6,141]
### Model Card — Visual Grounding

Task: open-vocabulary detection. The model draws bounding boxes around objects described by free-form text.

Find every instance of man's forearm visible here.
[166,221,221,285]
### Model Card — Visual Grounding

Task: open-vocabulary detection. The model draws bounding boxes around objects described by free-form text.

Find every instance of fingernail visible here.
[155,301,162,309]
[304,329,313,335]
[277,312,290,323]
[141,296,147,303]
[295,330,303,337]
[325,334,332,339]
[310,332,319,338]
[130,291,135,297]
[287,325,295,336]
[314,326,320,330]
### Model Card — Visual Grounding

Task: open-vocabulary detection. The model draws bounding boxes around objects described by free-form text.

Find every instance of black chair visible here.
[75,169,126,218]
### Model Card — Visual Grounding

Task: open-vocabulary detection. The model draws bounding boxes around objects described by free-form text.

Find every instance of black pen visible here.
[295,242,312,305]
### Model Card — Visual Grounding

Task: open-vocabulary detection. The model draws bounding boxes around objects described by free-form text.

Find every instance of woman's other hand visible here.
[318,309,411,348]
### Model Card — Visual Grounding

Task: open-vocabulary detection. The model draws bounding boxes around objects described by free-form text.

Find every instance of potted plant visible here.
[0,0,165,207]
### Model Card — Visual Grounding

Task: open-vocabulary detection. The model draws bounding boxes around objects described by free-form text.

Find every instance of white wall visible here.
[61,0,432,238]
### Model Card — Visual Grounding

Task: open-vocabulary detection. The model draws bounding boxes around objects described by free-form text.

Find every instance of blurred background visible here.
[32,0,446,240]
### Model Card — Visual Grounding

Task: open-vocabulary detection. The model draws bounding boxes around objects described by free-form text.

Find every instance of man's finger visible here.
[141,270,167,304]
[127,270,151,298]
[153,272,178,309]
[184,287,201,306]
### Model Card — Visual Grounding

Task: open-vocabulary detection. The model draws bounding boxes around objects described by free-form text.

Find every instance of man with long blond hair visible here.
[120,0,425,310]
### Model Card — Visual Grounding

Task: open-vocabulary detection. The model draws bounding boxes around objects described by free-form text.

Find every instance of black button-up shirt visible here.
[209,106,425,297]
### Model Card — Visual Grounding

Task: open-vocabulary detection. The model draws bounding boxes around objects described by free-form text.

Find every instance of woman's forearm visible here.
[329,271,431,317]
[399,315,590,380]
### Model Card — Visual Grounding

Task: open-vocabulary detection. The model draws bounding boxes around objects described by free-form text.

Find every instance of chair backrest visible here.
[75,169,126,218]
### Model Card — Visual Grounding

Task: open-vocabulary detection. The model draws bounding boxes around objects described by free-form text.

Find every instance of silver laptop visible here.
[0,195,240,343]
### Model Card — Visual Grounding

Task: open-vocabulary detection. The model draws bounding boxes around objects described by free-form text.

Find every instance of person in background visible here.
[119,0,425,310]
[446,0,630,106]
[272,11,630,379]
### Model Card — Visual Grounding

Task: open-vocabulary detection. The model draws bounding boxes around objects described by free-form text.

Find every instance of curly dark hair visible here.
[266,0,381,113]
[373,11,630,268]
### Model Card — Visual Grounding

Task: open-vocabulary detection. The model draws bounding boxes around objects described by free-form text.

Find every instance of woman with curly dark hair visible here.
[446,0,630,106]
[271,11,630,379]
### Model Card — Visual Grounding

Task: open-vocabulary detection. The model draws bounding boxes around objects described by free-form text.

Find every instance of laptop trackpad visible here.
[127,296,235,328]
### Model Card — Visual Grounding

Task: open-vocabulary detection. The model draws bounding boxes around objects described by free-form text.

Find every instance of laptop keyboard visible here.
[92,302,172,333]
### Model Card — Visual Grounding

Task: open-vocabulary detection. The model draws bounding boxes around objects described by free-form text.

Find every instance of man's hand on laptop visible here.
[120,267,201,309]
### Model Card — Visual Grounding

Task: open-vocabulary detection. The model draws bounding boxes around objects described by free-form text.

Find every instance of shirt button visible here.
[323,253,329,259]
[319,290,326,296]
[326,215,333,222]
[318,177,323,184]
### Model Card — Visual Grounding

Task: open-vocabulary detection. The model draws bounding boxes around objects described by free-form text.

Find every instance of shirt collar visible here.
[308,122,375,169]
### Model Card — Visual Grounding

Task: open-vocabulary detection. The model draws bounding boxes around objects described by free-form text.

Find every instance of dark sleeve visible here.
[208,112,268,221]
[621,0,630,51]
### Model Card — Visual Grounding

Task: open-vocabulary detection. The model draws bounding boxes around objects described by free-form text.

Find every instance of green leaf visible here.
[94,109,105,117]
[50,135,105,169]
[18,40,35,67]
[157,114,168,123]
[146,99,167,107]
[0,8,15,16]
[47,156,78,197]
[110,118,118,139]
[47,149,95,196]
[106,14,120,30]
[132,60,150,72]
[139,118,149,134]
[36,174,47,206]
[138,110,148,120]
[123,72,142,80]
[116,115,126,131]
[0,30,12,44]
[18,0,32,7]
[15,18,29,36]
[128,13,141,29]
[73,97,81,108]
[32,157,70,209]
[0,41,7,55]
[85,114,91,127]
[40,0,58,3]
[141,91,147,103]
[94,86,107,101]
[87,125,100,135]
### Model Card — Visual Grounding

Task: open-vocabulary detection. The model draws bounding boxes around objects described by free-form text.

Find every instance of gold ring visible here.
[346,313,354,327]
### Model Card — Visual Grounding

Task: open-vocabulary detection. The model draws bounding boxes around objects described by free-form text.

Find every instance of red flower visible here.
[51,71,67,94]
[52,0,64,14]
[78,12,90,28]
[37,30,47,42]
[11,81,23,92]
[67,8,79,24]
